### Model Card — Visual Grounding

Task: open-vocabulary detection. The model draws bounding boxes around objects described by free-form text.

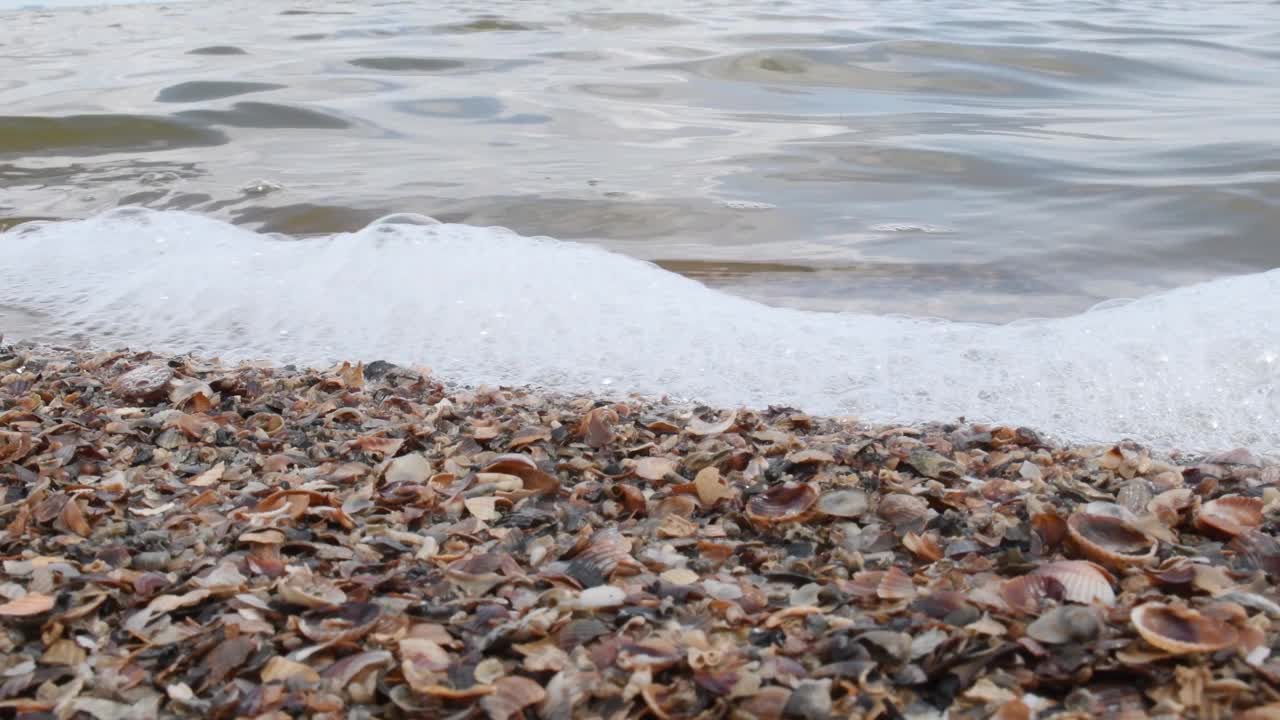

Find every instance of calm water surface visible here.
[3,0,1279,321]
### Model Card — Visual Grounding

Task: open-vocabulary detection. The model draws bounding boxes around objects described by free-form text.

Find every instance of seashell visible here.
[1000,574,1063,615]
[386,453,432,485]
[1148,488,1196,525]
[1030,510,1068,551]
[297,602,381,643]
[1026,606,1102,645]
[483,454,559,494]
[1230,530,1280,576]
[565,528,638,587]
[633,457,677,482]
[278,569,347,609]
[481,676,546,720]
[0,592,55,617]
[1066,512,1157,569]
[911,591,972,620]
[1116,479,1153,515]
[877,493,935,533]
[745,483,818,525]
[732,685,792,720]
[877,566,916,600]
[694,467,736,505]
[574,585,625,610]
[1033,560,1116,606]
[1196,495,1263,538]
[1130,602,1239,655]
[902,531,943,562]
[815,489,868,519]
[786,448,835,466]
[687,411,736,436]
[112,364,173,402]
[557,618,610,652]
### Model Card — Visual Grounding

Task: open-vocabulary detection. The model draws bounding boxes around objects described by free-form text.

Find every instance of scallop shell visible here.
[1000,574,1064,615]
[877,566,916,600]
[877,493,936,532]
[481,676,547,720]
[483,454,559,494]
[815,489,869,519]
[278,569,347,609]
[1145,556,1197,586]
[745,483,818,525]
[0,592,55,617]
[565,528,637,587]
[1034,560,1117,606]
[1066,512,1157,569]
[1130,602,1239,655]
[1195,495,1263,538]
[902,531,943,562]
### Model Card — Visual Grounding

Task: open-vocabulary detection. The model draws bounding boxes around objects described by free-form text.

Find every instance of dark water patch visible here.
[434,17,545,33]
[349,57,467,72]
[280,8,353,14]
[291,33,329,41]
[176,102,351,129]
[0,217,58,232]
[0,115,227,157]
[570,12,689,30]
[575,83,666,100]
[156,81,285,103]
[187,46,249,56]
[537,50,611,62]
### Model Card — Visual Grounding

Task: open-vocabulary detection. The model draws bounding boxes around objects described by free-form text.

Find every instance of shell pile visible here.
[1,343,1279,719]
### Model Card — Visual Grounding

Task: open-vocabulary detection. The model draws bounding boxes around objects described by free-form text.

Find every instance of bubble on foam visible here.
[2,207,1277,453]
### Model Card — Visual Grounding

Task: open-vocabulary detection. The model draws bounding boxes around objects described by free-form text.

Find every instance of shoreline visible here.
[2,343,1279,718]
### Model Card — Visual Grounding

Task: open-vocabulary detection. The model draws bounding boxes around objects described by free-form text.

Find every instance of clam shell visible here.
[815,489,868,519]
[1034,560,1116,606]
[902,531,943,562]
[877,493,936,533]
[483,454,559,494]
[1066,512,1157,569]
[1231,530,1280,575]
[745,483,818,524]
[1196,495,1263,538]
[565,528,637,587]
[1130,602,1239,655]
[278,570,347,609]
[297,602,381,643]
[481,676,546,720]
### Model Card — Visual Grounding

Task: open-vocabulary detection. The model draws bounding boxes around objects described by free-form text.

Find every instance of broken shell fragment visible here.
[746,482,818,524]
[1066,511,1157,569]
[1196,495,1264,538]
[1026,606,1102,644]
[481,676,546,720]
[1130,602,1239,655]
[815,489,868,519]
[877,493,936,533]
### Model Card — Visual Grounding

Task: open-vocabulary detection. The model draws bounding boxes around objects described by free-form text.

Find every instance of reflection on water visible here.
[2,0,1279,321]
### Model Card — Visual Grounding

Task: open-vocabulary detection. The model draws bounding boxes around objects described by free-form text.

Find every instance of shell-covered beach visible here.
[2,343,1279,719]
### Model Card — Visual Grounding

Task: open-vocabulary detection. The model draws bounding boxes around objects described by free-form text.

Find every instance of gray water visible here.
[3,0,1279,321]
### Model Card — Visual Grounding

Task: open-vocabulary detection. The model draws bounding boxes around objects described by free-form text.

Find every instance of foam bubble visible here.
[3,208,1277,452]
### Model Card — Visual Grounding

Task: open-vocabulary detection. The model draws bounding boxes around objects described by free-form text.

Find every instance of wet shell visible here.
[1130,602,1239,655]
[877,493,935,532]
[1066,512,1157,569]
[483,454,559,494]
[1231,530,1280,576]
[815,489,868,519]
[1034,561,1117,606]
[745,483,818,524]
[481,676,546,720]
[1196,495,1264,538]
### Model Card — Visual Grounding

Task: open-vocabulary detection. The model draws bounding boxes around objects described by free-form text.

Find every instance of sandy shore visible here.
[1,343,1278,719]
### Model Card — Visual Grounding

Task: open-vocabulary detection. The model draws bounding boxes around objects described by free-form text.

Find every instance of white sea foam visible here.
[3,208,1277,452]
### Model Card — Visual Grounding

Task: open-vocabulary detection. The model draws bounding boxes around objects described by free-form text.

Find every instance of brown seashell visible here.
[1148,488,1196,526]
[877,566,916,600]
[557,618,611,652]
[1030,510,1068,552]
[911,591,971,620]
[1145,556,1197,586]
[113,364,174,402]
[1231,530,1280,576]
[1033,561,1116,606]
[787,448,835,466]
[278,569,347,609]
[483,453,559,494]
[877,493,935,533]
[687,411,736,436]
[902,531,943,562]
[0,592,56,617]
[815,489,868,519]
[1196,495,1263,538]
[745,483,818,525]
[1066,512,1157,569]
[731,685,792,720]
[1000,574,1064,615]
[1026,605,1102,645]
[1130,602,1239,655]
[481,676,546,720]
[297,602,381,643]
[564,528,638,587]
